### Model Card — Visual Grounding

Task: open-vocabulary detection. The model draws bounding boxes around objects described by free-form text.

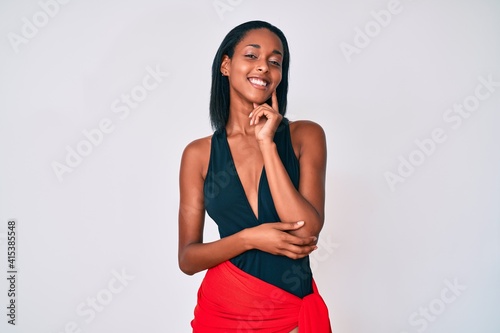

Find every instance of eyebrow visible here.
[245,44,283,56]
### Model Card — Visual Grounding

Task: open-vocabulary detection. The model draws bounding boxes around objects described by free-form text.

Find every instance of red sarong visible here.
[191,261,332,332]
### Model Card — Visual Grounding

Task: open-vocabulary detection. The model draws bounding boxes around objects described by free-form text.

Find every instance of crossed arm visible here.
[259,120,327,239]
[178,118,327,276]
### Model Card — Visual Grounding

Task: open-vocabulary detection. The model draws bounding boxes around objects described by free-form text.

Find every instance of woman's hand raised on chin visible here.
[249,90,283,145]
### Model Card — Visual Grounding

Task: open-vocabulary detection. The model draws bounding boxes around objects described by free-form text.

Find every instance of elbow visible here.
[178,253,197,276]
[305,214,324,238]
[178,261,195,276]
[180,266,196,276]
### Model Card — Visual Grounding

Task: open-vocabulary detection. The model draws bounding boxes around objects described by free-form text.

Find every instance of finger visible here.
[281,251,307,260]
[272,221,305,230]
[251,108,269,125]
[285,234,317,246]
[254,110,267,125]
[252,106,280,126]
[281,251,305,259]
[271,90,278,112]
[284,243,317,254]
[280,245,317,259]
[250,105,266,124]
[249,103,265,118]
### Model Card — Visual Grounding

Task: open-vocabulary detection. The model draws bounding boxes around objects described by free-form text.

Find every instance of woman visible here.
[178,20,331,332]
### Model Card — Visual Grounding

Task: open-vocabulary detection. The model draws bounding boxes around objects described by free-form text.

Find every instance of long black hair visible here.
[209,20,290,131]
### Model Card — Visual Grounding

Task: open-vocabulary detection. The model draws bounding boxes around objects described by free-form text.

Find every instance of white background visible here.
[1,0,499,332]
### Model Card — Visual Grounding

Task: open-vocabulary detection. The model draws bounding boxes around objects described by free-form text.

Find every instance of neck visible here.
[225,97,255,136]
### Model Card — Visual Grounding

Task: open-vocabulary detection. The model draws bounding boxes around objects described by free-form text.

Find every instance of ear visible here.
[220,55,231,76]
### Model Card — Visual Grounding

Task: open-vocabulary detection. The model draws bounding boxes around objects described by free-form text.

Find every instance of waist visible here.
[192,261,331,333]
[230,249,313,298]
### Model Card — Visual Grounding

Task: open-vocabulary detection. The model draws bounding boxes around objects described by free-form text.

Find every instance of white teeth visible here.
[249,78,268,87]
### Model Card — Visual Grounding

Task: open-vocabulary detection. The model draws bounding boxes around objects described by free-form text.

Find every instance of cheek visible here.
[273,72,282,87]
[232,65,251,80]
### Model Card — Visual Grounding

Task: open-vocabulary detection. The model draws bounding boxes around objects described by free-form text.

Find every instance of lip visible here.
[247,76,270,90]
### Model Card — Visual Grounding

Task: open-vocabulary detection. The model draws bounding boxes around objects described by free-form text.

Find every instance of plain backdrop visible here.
[1,0,499,332]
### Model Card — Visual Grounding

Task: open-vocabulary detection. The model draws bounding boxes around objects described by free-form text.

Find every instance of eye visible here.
[244,54,257,59]
[270,60,281,67]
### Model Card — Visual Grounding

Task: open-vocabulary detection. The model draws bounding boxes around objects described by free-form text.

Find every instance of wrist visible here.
[258,140,276,151]
[239,228,254,251]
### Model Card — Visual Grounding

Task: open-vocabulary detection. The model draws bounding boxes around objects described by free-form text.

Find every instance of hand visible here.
[243,221,318,259]
[249,91,283,145]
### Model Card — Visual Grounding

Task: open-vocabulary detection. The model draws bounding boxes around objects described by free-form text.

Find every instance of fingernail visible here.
[312,236,317,241]
[313,246,318,250]
[297,221,304,225]
[249,112,253,117]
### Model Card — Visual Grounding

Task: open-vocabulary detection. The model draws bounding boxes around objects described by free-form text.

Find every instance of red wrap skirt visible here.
[191,261,332,332]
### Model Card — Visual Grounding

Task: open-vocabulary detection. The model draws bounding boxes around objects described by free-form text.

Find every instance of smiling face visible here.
[221,28,284,108]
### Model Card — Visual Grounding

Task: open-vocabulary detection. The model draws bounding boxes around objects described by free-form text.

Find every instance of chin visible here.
[253,95,272,105]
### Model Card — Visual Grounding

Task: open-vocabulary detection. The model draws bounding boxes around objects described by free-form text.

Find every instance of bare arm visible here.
[178,138,317,276]
[259,121,326,238]
[250,93,327,239]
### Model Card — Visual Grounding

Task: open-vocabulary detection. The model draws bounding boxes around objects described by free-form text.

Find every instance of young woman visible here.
[178,20,331,332]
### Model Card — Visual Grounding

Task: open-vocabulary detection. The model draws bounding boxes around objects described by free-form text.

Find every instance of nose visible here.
[257,60,269,73]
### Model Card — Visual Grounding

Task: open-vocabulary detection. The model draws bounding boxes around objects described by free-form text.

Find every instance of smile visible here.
[248,77,269,88]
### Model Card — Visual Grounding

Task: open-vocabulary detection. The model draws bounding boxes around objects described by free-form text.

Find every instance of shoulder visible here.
[290,120,327,165]
[183,134,212,156]
[181,134,213,178]
[289,120,325,137]
[288,120,326,155]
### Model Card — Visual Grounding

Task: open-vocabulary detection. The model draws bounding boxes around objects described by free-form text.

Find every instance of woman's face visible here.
[221,28,284,107]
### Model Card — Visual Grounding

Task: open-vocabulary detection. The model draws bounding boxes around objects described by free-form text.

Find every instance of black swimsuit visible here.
[203,119,313,298]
